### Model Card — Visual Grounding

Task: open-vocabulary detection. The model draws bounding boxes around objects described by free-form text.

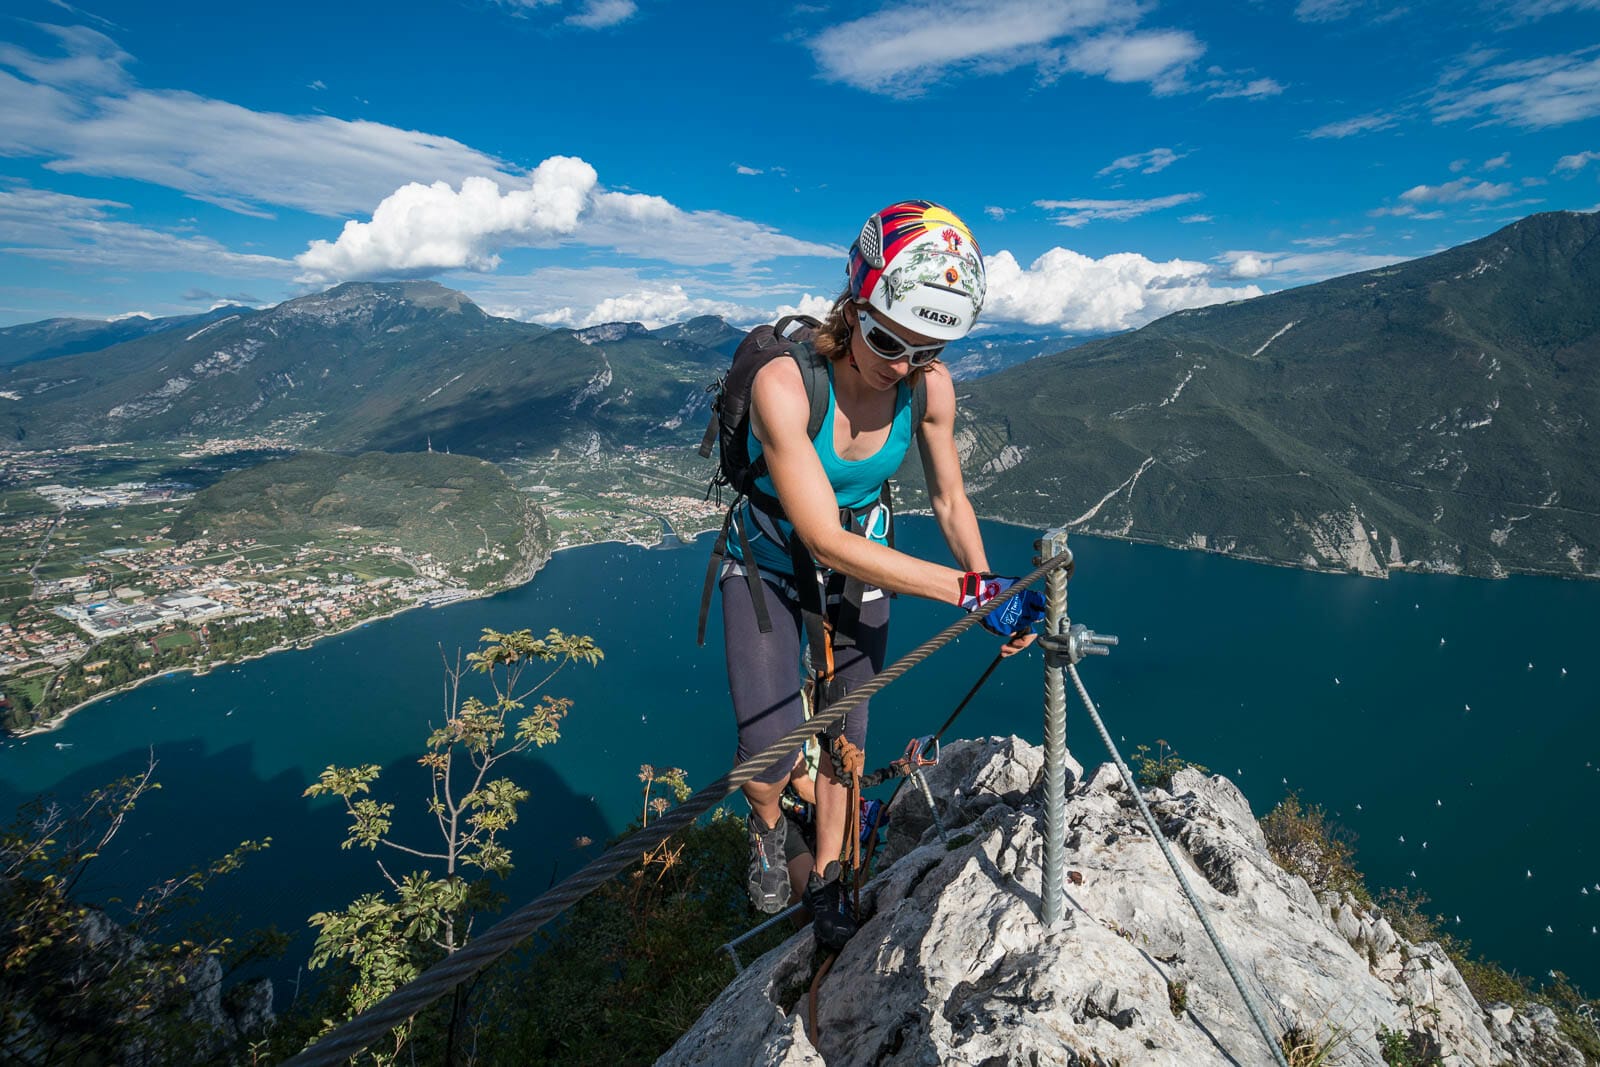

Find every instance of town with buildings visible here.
[1,467,475,731]
[0,438,718,731]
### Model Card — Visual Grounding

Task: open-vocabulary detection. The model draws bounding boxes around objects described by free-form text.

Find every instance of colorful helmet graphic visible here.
[846,200,986,343]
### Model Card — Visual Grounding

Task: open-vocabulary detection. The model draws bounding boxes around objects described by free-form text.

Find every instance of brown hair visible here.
[808,288,941,385]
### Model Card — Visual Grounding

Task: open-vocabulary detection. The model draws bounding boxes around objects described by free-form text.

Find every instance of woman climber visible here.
[717,199,1048,953]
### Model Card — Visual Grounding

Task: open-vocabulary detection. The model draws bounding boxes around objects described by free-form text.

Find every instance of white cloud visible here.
[982,247,1262,332]
[1431,49,1600,128]
[1097,147,1184,177]
[566,0,637,28]
[1206,77,1285,100]
[1035,193,1203,227]
[1399,178,1514,203]
[0,186,292,277]
[0,24,129,91]
[298,162,837,284]
[1225,254,1275,279]
[539,284,740,328]
[1369,205,1446,219]
[295,157,598,282]
[984,206,1012,221]
[1179,213,1212,223]
[1293,0,1362,21]
[1306,112,1399,139]
[1216,248,1412,284]
[735,164,763,175]
[1291,230,1370,247]
[1499,0,1600,21]
[1053,30,1204,94]
[459,266,796,329]
[1,25,520,218]
[773,293,840,323]
[308,79,326,90]
[292,160,841,282]
[1555,149,1600,171]
[1292,0,1407,23]
[1449,158,1470,173]
[489,0,637,25]
[575,190,839,265]
[806,0,1202,97]
[1482,152,1512,170]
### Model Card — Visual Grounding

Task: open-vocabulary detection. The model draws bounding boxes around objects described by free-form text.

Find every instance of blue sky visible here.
[2,0,1598,332]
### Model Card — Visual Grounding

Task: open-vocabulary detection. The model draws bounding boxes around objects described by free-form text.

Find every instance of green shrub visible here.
[1259,792,1367,900]
[1168,978,1188,1018]
[1132,739,1208,790]
[1377,1025,1443,1066]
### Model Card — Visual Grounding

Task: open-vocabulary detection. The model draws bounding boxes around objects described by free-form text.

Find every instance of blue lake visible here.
[2,518,1597,994]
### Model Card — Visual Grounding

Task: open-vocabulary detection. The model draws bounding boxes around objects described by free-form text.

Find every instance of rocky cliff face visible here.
[3,906,273,1065]
[661,737,1586,1066]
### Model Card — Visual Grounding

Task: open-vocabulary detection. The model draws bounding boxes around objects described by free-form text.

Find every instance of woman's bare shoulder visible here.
[750,355,811,437]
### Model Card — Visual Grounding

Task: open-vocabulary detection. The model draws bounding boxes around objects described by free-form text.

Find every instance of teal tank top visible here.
[728,363,915,579]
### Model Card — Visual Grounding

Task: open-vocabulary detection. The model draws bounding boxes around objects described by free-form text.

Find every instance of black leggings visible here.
[721,571,889,786]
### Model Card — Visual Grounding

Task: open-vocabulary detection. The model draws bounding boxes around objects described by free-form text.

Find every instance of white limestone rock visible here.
[661,737,1585,1067]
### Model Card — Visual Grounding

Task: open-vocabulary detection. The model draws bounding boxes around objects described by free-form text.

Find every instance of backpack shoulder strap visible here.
[770,314,830,444]
[789,340,831,444]
[911,373,928,431]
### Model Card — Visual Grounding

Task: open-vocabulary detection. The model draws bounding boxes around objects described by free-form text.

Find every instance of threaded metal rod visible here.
[1036,528,1071,927]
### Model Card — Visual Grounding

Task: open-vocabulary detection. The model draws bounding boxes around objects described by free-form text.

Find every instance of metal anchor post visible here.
[1034,528,1072,927]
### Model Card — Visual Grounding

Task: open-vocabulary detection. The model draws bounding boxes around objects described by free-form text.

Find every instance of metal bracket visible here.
[1033,527,1072,569]
[1039,623,1119,667]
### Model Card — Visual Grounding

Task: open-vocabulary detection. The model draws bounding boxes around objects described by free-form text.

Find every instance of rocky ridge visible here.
[662,737,1586,1066]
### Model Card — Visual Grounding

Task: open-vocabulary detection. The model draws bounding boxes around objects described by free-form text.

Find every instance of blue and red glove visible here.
[958,572,1047,638]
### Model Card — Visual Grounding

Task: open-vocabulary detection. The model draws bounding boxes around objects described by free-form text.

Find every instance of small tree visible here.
[302,626,602,1064]
[637,764,690,828]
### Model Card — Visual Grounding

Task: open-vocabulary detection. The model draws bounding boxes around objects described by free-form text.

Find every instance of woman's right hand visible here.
[958,573,1048,637]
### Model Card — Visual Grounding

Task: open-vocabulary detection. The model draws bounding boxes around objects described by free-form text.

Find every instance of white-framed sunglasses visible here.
[855,305,944,368]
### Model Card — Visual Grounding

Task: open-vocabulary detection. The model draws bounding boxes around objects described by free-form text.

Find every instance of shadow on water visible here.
[0,738,617,1001]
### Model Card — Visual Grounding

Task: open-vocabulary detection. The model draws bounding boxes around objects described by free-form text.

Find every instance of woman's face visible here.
[845,303,939,391]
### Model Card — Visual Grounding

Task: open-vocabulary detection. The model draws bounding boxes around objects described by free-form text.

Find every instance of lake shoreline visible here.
[6,524,690,739]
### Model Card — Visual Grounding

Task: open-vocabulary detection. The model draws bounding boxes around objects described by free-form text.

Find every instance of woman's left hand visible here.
[999,631,1038,658]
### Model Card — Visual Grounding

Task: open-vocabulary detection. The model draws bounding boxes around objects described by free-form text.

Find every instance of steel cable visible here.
[1064,661,1291,1067]
[283,551,1075,1066]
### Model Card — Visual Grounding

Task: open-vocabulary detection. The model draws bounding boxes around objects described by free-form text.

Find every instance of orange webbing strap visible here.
[827,732,866,917]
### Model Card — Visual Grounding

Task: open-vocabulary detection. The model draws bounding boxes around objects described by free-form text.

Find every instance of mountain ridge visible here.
[943,210,1600,580]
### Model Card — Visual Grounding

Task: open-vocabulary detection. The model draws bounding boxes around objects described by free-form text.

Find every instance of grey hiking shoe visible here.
[803,860,859,953]
[746,811,791,913]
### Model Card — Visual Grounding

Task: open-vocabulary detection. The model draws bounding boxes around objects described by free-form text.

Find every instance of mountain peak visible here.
[272,281,483,328]
[572,321,650,345]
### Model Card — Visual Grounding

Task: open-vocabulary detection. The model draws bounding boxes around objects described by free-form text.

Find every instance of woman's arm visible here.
[750,359,965,606]
[916,364,990,574]
[916,364,1037,656]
